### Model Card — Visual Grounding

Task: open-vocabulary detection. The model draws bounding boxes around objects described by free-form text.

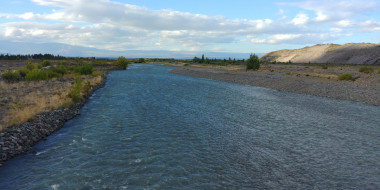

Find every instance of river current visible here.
[0,64,379,189]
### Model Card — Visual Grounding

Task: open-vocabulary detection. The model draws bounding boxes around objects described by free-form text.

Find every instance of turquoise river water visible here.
[0,64,379,189]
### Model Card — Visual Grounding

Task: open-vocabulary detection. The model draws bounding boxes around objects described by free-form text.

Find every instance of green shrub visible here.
[2,70,21,82]
[25,61,40,70]
[26,61,34,70]
[338,73,355,81]
[184,63,190,66]
[137,58,145,63]
[69,77,83,102]
[378,70,380,75]
[46,70,60,79]
[50,65,66,75]
[116,56,129,70]
[41,60,52,67]
[74,64,93,75]
[285,72,291,75]
[359,66,374,74]
[17,68,30,78]
[246,54,260,70]
[321,65,328,69]
[25,70,48,81]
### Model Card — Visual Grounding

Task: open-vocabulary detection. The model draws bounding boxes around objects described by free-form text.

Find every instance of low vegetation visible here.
[2,70,21,82]
[69,77,83,102]
[0,58,121,130]
[73,64,93,75]
[338,73,355,81]
[359,66,374,74]
[25,70,48,81]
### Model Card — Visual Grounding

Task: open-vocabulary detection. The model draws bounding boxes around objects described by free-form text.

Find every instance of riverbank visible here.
[0,72,109,166]
[170,64,380,106]
[0,59,124,166]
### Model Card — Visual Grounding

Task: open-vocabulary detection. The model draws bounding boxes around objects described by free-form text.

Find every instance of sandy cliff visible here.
[260,43,380,65]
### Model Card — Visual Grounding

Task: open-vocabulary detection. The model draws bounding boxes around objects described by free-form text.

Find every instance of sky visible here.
[0,0,380,56]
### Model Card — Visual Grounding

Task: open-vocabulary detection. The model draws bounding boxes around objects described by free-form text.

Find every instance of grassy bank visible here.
[0,59,122,131]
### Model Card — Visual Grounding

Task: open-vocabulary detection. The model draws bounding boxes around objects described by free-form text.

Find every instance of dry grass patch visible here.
[0,75,104,131]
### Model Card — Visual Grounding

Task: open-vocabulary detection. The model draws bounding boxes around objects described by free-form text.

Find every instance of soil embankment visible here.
[260,43,380,65]
[171,65,380,106]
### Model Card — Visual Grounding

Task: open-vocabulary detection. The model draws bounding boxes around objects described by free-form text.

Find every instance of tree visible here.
[201,54,205,63]
[193,56,201,63]
[116,56,129,70]
[137,58,145,63]
[246,54,260,70]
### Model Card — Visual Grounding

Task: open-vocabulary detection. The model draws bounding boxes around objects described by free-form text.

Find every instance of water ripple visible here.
[0,64,379,189]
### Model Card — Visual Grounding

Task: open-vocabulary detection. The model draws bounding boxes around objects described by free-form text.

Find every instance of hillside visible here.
[260,43,380,65]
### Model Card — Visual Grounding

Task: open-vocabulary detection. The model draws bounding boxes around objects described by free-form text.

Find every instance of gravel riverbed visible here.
[171,67,380,106]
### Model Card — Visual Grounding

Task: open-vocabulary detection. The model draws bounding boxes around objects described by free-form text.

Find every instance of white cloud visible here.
[291,13,309,25]
[337,20,353,28]
[314,12,328,22]
[0,0,379,53]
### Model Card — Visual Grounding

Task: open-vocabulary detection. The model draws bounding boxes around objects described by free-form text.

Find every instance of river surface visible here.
[0,64,379,189]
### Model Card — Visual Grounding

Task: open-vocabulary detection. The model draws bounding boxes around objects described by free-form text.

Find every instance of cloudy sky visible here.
[0,0,379,56]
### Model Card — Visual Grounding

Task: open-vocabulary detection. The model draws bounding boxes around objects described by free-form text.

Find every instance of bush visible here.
[2,70,21,82]
[246,54,260,70]
[41,60,52,67]
[69,77,83,102]
[17,68,30,78]
[338,73,355,81]
[359,66,374,74]
[321,65,328,69]
[74,64,93,75]
[46,70,60,79]
[378,70,380,75]
[25,70,48,81]
[50,65,66,75]
[116,56,129,70]
[137,58,145,63]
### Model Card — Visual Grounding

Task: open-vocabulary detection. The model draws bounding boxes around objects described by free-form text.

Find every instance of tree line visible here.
[192,54,246,66]
[0,53,72,60]
[191,54,260,70]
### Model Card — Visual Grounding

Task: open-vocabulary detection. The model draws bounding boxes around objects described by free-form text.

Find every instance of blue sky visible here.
[0,0,380,56]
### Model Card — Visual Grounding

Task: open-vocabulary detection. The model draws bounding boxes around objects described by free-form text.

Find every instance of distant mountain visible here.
[0,41,256,59]
[260,43,380,64]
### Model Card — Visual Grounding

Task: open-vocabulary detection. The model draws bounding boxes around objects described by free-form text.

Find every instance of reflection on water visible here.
[0,64,379,189]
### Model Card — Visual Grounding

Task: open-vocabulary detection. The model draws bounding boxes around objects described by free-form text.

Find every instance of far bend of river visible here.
[0,64,379,189]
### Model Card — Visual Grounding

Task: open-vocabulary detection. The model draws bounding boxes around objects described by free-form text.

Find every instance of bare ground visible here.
[170,64,380,106]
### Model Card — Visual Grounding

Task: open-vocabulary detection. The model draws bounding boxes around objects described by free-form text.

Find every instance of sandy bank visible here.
[170,66,380,106]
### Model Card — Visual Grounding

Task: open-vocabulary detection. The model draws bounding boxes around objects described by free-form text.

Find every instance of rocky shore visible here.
[0,73,108,167]
[171,66,380,106]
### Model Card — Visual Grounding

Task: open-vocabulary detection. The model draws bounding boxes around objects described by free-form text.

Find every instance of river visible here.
[0,64,379,189]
